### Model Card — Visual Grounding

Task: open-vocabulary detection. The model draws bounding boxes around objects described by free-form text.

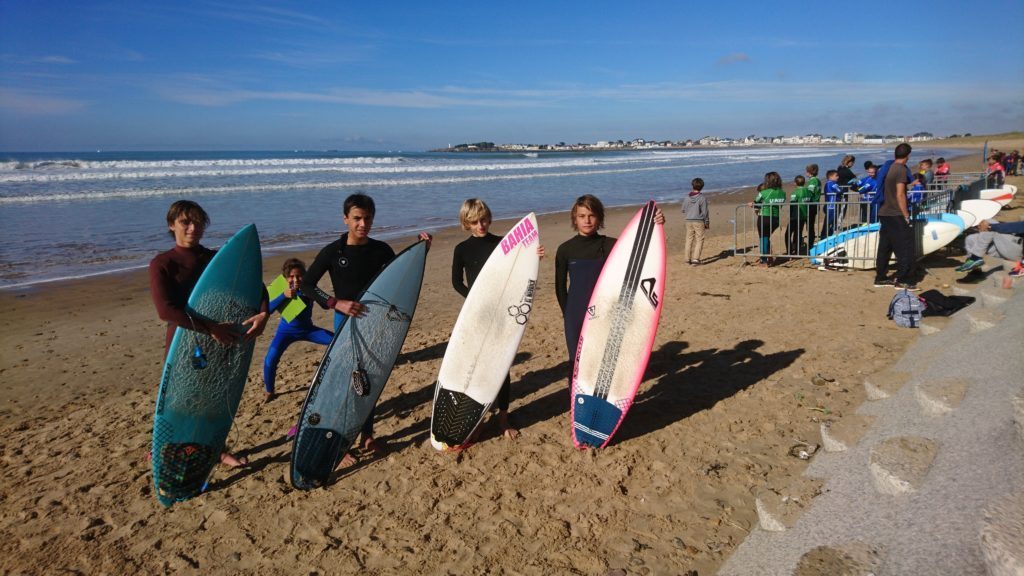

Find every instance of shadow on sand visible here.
[614,339,804,443]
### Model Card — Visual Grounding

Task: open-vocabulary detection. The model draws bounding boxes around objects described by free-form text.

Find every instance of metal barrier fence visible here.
[733,174,986,268]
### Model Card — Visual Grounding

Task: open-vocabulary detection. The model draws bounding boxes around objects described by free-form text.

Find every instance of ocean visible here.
[0,145,956,289]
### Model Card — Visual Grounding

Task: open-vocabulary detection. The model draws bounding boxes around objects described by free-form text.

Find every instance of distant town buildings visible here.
[440,132,941,152]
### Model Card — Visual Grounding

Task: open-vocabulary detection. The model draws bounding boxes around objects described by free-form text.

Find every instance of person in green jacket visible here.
[748,171,787,266]
[785,174,813,255]
[805,164,821,248]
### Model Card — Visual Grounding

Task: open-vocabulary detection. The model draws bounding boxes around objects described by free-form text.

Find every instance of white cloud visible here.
[0,88,86,114]
[36,55,77,65]
[149,77,1024,116]
[717,53,751,66]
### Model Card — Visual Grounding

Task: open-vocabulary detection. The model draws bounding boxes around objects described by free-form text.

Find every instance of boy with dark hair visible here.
[858,163,880,224]
[986,155,1006,189]
[149,199,269,468]
[302,192,431,461]
[785,174,812,255]
[805,164,821,248]
[681,177,709,265]
[820,169,842,239]
[935,157,950,183]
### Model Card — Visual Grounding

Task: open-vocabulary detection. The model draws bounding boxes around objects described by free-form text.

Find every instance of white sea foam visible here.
[0,157,768,204]
[0,147,878,183]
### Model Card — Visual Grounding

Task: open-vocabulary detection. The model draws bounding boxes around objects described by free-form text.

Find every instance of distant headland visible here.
[431,131,973,153]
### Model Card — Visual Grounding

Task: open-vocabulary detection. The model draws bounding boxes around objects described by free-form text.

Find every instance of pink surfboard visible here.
[570,201,665,449]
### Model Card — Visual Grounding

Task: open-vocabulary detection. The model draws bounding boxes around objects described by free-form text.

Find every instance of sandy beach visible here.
[1,139,1021,575]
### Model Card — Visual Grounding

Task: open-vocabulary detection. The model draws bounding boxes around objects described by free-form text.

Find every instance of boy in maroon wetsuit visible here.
[149,200,269,467]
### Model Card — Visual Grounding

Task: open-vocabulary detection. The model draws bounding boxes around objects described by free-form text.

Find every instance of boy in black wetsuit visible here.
[451,199,545,440]
[555,195,664,366]
[149,200,269,468]
[302,193,431,465]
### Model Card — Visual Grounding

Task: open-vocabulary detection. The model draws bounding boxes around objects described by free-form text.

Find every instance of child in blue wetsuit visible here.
[262,258,334,402]
[820,169,842,238]
[858,162,880,224]
[908,175,925,216]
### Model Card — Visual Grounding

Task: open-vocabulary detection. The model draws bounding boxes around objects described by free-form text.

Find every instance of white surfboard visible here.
[810,214,963,270]
[430,214,540,451]
[979,188,1014,207]
[955,210,977,229]
[919,213,964,253]
[960,199,1002,222]
[571,201,666,449]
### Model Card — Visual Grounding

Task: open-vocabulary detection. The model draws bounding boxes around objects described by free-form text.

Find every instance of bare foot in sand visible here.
[498,410,520,440]
[264,391,275,403]
[361,436,385,456]
[219,452,249,468]
[337,452,357,468]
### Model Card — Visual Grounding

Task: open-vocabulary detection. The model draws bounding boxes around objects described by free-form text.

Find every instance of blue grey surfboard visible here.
[290,240,427,489]
[151,224,263,507]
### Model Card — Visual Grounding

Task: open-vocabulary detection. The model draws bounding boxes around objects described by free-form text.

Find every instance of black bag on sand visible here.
[919,289,975,317]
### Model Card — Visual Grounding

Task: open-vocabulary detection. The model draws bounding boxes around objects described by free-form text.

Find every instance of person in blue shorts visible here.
[262,258,334,402]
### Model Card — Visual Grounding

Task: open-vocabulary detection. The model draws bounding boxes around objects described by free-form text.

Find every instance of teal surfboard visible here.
[151,224,263,506]
[290,240,427,489]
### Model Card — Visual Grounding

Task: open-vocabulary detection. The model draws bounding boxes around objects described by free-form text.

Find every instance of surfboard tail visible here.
[291,427,349,490]
[431,388,487,450]
[572,393,622,449]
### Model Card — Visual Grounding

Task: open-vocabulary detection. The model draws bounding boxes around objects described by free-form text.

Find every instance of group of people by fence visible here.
[745,149,950,267]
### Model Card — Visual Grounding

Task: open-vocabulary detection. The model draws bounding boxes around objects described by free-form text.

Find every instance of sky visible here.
[1,1,1022,151]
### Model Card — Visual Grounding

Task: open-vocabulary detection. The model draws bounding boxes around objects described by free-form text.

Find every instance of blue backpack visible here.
[873,160,911,209]
[887,289,925,328]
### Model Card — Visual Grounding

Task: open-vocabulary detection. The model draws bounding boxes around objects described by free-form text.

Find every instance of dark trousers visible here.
[785,207,807,255]
[875,215,915,283]
[806,205,819,248]
[496,374,511,412]
[820,208,839,239]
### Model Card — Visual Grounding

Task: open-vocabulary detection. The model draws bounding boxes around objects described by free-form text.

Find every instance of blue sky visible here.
[1,1,1022,151]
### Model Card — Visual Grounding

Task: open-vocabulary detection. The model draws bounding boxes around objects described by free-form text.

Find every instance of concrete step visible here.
[793,542,883,576]
[989,265,1021,289]
[914,379,968,417]
[979,492,1024,576]
[967,307,1006,333]
[919,315,950,335]
[868,436,938,495]
[864,371,910,401]
[820,415,877,453]
[951,284,976,296]
[979,285,1013,308]
[753,476,823,532]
